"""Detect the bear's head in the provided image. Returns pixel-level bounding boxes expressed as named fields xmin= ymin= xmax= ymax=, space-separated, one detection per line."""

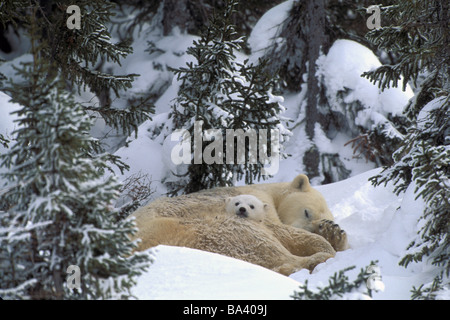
xmin=277 ymin=174 xmax=334 ymax=231
xmin=225 ymin=194 xmax=268 ymax=222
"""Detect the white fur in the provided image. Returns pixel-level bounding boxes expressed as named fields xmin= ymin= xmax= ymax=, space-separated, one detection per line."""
xmin=225 ymin=195 xmax=268 ymax=222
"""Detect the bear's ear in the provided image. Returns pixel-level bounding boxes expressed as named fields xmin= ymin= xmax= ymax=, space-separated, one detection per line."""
xmin=263 ymin=203 xmax=269 ymax=211
xmin=291 ymin=174 xmax=311 ymax=191
xmin=225 ymin=197 xmax=231 ymax=204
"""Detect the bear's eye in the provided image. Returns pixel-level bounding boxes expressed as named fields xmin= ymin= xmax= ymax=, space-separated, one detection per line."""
xmin=235 ymin=202 xmax=240 ymax=206
xmin=250 ymin=205 xmax=254 ymax=209
xmin=304 ymin=209 xmax=310 ymax=219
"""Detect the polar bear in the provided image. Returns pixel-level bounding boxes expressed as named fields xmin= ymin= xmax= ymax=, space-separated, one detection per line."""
xmin=131 ymin=215 xmax=336 ymax=275
xmin=225 ymin=194 xmax=268 ymax=222
xmin=129 ymin=174 xmax=348 ymax=275
xmin=132 ymin=174 xmax=348 ymax=252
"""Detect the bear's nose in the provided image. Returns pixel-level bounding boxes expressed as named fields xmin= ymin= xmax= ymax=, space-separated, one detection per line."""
xmin=237 ymin=207 xmax=248 ymax=218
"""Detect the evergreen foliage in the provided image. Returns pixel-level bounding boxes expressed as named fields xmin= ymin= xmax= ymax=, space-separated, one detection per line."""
xmin=0 ymin=133 xmax=8 ymax=149
xmin=363 ymin=1 xmax=448 ymax=93
xmin=411 ymin=275 xmax=449 ymax=300
xmin=260 ymin=0 xmax=396 ymax=92
xmin=0 ymin=6 xmax=150 ymax=300
xmin=111 ymin=0 xmax=285 ymax=49
xmin=250 ymin=0 xmax=404 ymax=184
xmin=0 ymin=0 xmax=153 ymax=138
xmin=292 ymin=261 xmax=382 ymax=300
xmin=167 ymin=0 xmax=290 ymax=195
xmin=365 ymin=0 xmax=449 ymax=298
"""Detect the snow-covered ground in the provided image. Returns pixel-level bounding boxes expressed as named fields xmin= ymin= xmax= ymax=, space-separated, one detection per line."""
xmin=3 ymin=88 xmax=437 ymax=299
xmin=132 ymin=245 xmax=301 ymax=300
xmin=106 ymin=8 xmax=426 ymax=300
xmin=132 ymin=169 xmax=445 ymax=300
xmin=1 ymin=1 xmax=446 ymax=300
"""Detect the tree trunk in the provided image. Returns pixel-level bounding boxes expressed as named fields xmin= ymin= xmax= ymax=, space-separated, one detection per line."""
xmin=305 ymin=0 xmax=326 ymax=140
xmin=303 ymin=0 xmax=328 ymax=179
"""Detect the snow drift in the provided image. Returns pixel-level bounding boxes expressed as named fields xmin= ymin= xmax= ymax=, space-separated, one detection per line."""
xmin=132 ymin=169 xmax=446 ymax=300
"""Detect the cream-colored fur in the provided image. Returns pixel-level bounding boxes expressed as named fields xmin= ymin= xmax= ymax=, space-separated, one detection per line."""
xmin=225 ymin=194 xmax=268 ymax=222
xmin=130 ymin=174 xmax=348 ymax=275
xmin=133 ymin=215 xmax=335 ymax=276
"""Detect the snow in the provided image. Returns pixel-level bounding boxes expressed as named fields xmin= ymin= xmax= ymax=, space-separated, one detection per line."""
xmin=1 ymin=2 xmax=446 ymax=300
xmin=132 ymin=245 xmax=300 ymax=300
xmin=0 ymin=92 xmax=20 ymax=144
xmin=247 ymin=0 xmax=294 ymax=64
xmin=417 ymin=96 xmax=447 ymax=126
xmin=131 ymin=169 xmax=442 ymax=300
xmin=117 ymin=24 xmax=435 ymax=299
xmin=317 ymin=39 xmax=414 ymax=125
xmin=113 ymin=120 xmax=166 ymax=181
xmin=291 ymin=169 xmax=430 ymax=300
xmin=0 ymin=26 xmax=31 ymax=61
xmin=0 ymin=92 xmax=22 ymax=187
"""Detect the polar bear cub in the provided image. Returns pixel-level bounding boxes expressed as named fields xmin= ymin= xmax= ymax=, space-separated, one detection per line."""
xmin=225 ymin=194 xmax=268 ymax=222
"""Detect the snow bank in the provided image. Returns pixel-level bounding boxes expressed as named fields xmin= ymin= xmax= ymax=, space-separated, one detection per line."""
xmin=317 ymin=39 xmax=414 ymax=125
xmin=112 ymin=117 xmax=168 ymax=196
xmin=267 ymin=39 xmax=415 ymax=184
xmin=117 ymin=33 xmax=432 ymax=299
xmin=112 ymin=27 xmax=198 ymax=102
xmin=247 ymin=0 xmax=293 ymax=64
xmin=132 ymin=245 xmax=301 ymax=300
xmin=0 ymin=92 xmax=22 ymax=186
xmin=0 ymin=4 xmax=440 ymax=300
xmin=291 ymin=169 xmax=438 ymax=300
xmin=0 ymin=92 xmax=20 ymax=143
xmin=131 ymin=169 xmax=438 ymax=300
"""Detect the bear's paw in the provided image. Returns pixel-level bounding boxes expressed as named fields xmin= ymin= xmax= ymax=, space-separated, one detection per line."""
xmin=314 ymin=219 xmax=348 ymax=252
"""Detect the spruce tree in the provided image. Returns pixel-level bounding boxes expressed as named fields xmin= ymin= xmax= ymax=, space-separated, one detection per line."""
xmin=364 ymin=0 xmax=449 ymax=298
xmin=167 ymin=0 xmax=290 ymax=195
xmin=0 ymin=0 xmax=153 ymax=140
xmin=0 ymin=12 xmax=150 ymax=299
xmin=292 ymin=261 xmax=383 ymax=300
xmin=252 ymin=0 xmax=403 ymax=184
